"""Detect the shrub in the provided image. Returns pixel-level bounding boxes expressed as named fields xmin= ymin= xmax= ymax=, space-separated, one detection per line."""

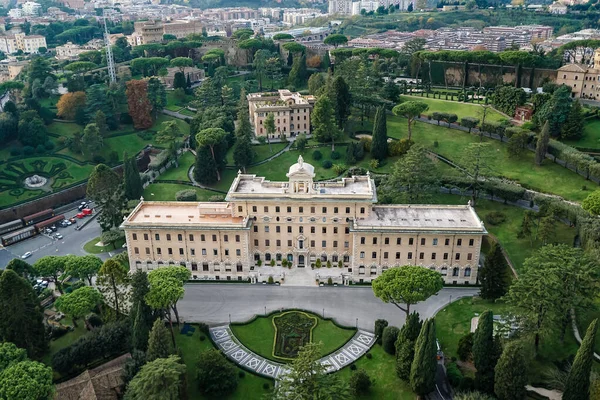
xmin=349 ymin=369 xmax=372 ymax=396
xmin=433 ymin=140 xmax=439 ymax=148
xmin=327 ymin=277 xmax=333 ymax=285
xmin=359 ymin=137 xmax=372 ymax=152
xmin=48 ymin=324 xmax=69 ymax=340
xmin=350 ymin=364 xmax=357 ymax=371
xmin=198 ymin=323 xmax=209 ymax=335
xmin=92 ymin=155 xmax=105 ymax=163
xmin=199 ymin=335 xmax=206 ymax=341
xmin=382 ymin=325 xmax=400 ymax=355
xmin=9 ymin=147 xmax=22 ymax=156
xmin=23 ymin=146 xmax=35 ymax=155
xmin=137 ymin=131 xmax=153 ymax=140
xmin=322 ymin=160 xmax=332 ymax=169
xmin=485 ymin=211 xmax=506 ymax=226
xmin=369 ymin=159 xmax=379 ymax=170
xmin=331 ymin=150 xmax=340 ymax=160
xmin=312 ymin=150 xmax=322 ymax=160
xmin=446 ymin=362 xmax=463 ymax=387
xmin=176 ymin=189 xmax=197 ymax=201
xmin=44 ymin=140 xmax=55 ymax=150
xmin=238 ymin=371 xmax=245 ymax=378
xmin=457 ymin=332 xmax=473 ymax=361
xmin=374 ymin=319 xmax=388 ymax=344
xmin=332 ymin=164 xmax=346 ymax=175
xmin=458 ymin=377 xmax=475 ymax=392
xmin=388 ymin=138 xmax=413 ymax=156
xmin=263 ymin=383 xmax=270 ymax=390
xmin=268 ymin=276 xmax=274 ymax=284
xmin=366 ymin=353 xmax=372 ymax=359
xmin=36 ymin=144 xmax=46 ymax=154
xmin=85 ymin=313 xmax=103 ymax=329
xmin=120 ymin=113 xmax=133 ymax=124
xmin=196 ymin=349 xmax=238 ymax=396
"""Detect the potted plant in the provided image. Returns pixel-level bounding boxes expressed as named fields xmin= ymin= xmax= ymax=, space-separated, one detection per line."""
xmin=281 ymin=259 xmax=288 ymax=268
xmin=326 ymin=261 xmax=332 ymax=268
xmin=315 ymin=259 xmax=322 ymax=269
xmin=270 ymin=259 xmax=275 ymax=267
xmin=257 ymin=259 xmax=262 ymax=267
xmin=338 ymin=260 xmax=343 ymax=268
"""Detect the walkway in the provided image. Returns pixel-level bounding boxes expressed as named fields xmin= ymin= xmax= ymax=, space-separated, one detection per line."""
xmin=209 ymin=324 xmax=376 ymax=379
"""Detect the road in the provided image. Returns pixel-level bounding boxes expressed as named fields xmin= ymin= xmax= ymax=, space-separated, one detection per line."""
xmin=178 ymin=284 xmax=478 ymax=330
xmin=0 ymin=217 xmax=108 ymax=268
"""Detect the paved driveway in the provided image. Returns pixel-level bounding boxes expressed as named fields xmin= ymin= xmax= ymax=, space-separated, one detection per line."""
xmin=179 ymin=284 xmax=478 ymax=330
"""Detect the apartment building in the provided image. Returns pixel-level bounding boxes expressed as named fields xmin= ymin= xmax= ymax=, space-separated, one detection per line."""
xmin=556 ymin=63 xmax=600 ymax=100
xmin=0 ymin=33 xmax=46 ymax=54
xmin=122 ymin=157 xmax=486 ymax=285
xmin=247 ymin=90 xmax=315 ymax=139
xmin=328 ymin=0 xmax=353 ymax=15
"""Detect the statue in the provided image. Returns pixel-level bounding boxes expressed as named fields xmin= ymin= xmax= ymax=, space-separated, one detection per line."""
xmin=298 ymin=155 xmax=304 ymax=168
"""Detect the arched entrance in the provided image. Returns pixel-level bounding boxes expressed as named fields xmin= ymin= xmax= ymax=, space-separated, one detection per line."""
xmin=298 ymin=255 xmax=305 ymax=267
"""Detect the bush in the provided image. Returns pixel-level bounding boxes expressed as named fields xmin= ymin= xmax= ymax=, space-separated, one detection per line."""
xmin=331 ymin=151 xmax=340 ymax=160
xmin=176 ymin=189 xmax=197 ymax=201
xmin=263 ymin=383 xmax=270 ymax=390
xmin=457 ymin=332 xmax=474 ymax=361
xmin=137 ymin=131 xmax=153 ymax=140
xmin=458 ymin=377 xmax=475 ymax=392
xmin=92 ymin=155 xmax=105 ymax=163
xmin=9 ymin=147 xmax=22 ymax=156
xmin=120 ymin=112 xmax=133 ymax=124
xmin=359 ymin=137 xmax=372 ymax=152
xmin=36 ymin=144 xmax=46 ymax=154
xmin=312 ymin=150 xmax=322 ymax=160
xmin=238 ymin=371 xmax=245 ymax=378
xmin=350 ymin=364 xmax=357 ymax=371
xmin=196 ymin=349 xmax=238 ymax=396
xmin=327 ymin=277 xmax=333 ymax=285
xmin=268 ymin=276 xmax=274 ymax=284
xmin=485 ymin=211 xmax=506 ymax=226
xmin=382 ymin=326 xmax=400 ymax=355
xmin=349 ymin=369 xmax=372 ymax=396
xmin=332 ymin=164 xmax=346 ymax=175
xmin=85 ymin=313 xmax=103 ymax=329
xmin=44 ymin=140 xmax=55 ymax=150
xmin=446 ymin=362 xmax=463 ymax=387
xmin=374 ymin=319 xmax=388 ymax=344
xmin=23 ymin=146 xmax=35 ymax=155
xmin=369 ymin=159 xmax=379 ymax=170
xmin=199 ymin=335 xmax=206 ymax=341
xmin=388 ymin=138 xmax=413 ymax=156
xmin=322 ymin=160 xmax=332 ymax=169
xmin=434 ymin=140 xmax=439 ymax=148
xmin=366 ymin=353 xmax=372 ymax=359
xmin=48 ymin=324 xmax=69 ymax=340
xmin=198 ymin=323 xmax=209 ymax=335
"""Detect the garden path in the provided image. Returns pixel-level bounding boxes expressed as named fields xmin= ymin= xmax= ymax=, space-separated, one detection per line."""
xmin=209 ymin=325 xmax=376 ymax=379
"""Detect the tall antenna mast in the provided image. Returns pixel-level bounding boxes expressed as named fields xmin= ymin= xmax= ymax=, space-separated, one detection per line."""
xmin=103 ymin=9 xmax=116 ymax=84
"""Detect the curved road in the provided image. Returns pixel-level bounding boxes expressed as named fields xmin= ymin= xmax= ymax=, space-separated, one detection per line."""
xmin=178 ymin=284 xmax=477 ymax=330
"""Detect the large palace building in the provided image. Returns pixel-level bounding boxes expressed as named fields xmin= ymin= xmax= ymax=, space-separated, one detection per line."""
xmin=122 ymin=157 xmax=487 ymax=285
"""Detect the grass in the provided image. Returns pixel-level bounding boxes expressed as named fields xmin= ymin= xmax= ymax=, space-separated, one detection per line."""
xmin=156 ymin=151 xmax=195 ymax=181
xmin=230 ymin=311 xmax=356 ymax=362
xmin=225 ymin=142 xmax=288 ymax=166
xmin=563 ymin=118 xmax=600 ymax=150
xmin=381 ymin=115 xmax=593 ymax=202
xmin=143 ymin=183 xmax=221 ymax=202
xmin=176 ymin=325 xmax=273 ymax=400
xmin=47 ymin=121 xmax=83 ymax=137
xmin=337 ymin=345 xmax=414 ymax=400
xmin=429 ymin=194 xmax=576 ymax=273
xmin=83 ymin=236 xmax=126 ymax=254
xmin=248 ymin=149 xmax=341 ymax=182
xmin=399 ymin=95 xmax=508 ymax=123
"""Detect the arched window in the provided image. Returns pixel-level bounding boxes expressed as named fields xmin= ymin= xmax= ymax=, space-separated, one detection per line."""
xmin=265 ymin=253 xmax=271 ymax=261
xmin=464 ymin=267 xmax=472 ymax=277
xmin=441 ymin=267 xmax=448 ymax=276
xmin=453 ymin=267 xmax=459 ymax=277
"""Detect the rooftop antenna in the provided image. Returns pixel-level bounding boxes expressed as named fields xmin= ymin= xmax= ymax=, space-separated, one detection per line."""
xmin=102 ymin=9 xmax=116 ymax=84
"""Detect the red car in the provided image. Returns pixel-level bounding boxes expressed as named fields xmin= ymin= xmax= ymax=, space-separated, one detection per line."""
xmin=76 ymin=212 xmax=85 ymax=219
xmin=82 ymin=208 xmax=93 ymax=216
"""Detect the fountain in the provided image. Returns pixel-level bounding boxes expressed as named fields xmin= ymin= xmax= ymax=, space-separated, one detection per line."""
xmin=24 ymin=174 xmax=48 ymax=188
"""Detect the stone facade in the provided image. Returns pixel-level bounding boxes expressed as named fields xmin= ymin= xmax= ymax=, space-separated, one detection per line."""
xmin=122 ymin=157 xmax=486 ymax=285
xmin=248 ymin=90 xmax=315 ymax=139
xmin=556 ymin=62 xmax=600 ymax=100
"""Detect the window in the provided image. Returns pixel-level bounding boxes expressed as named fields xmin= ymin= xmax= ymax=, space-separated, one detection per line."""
xmin=252 ymin=206 xmax=257 ymax=212
xmin=469 ymin=239 xmax=474 ymax=246
xmin=203 ymin=263 xmax=209 ymax=271
xmin=213 ymin=249 xmax=218 ymax=256
xmin=372 ymin=251 xmax=377 ymax=259
xmin=134 ymin=247 xmax=139 ymax=254
xmin=166 ymin=234 xmax=172 ymax=241
xmin=276 ymin=240 xmax=281 ymax=246
xmin=345 ymin=228 xmax=350 ymax=234
xmin=275 ymin=226 xmax=280 ymax=233
xmin=238 ymin=206 xmax=243 ymax=212
xmin=133 ymin=233 xmax=137 ymax=240
xmin=237 ymin=264 xmax=243 ymax=272
xmin=360 ymin=237 xmax=365 ymax=244
xmin=211 ymin=235 xmax=216 ymax=242
xmin=276 ymin=206 xmax=280 ymax=213
xmin=288 ymin=226 xmax=292 ymax=233
xmin=322 ymin=240 xmax=326 ymax=247
xmin=419 ymin=252 xmax=424 ymax=260
xmin=421 ymin=238 xmax=426 ymax=246
xmin=191 ymin=249 xmax=195 ymax=256
xmin=384 ymin=238 xmax=389 ymax=245
xmin=334 ymin=227 xmax=338 ymax=234
xmin=346 ymin=207 xmax=350 ymax=214
xmin=396 ymin=252 xmax=400 ymax=259
xmin=343 ymin=255 xmax=350 ymax=262
xmin=455 ymin=253 xmax=461 ymax=260
xmin=224 ymin=235 xmax=228 ymax=242
xmin=299 ymin=207 xmax=303 ymax=213
xmin=465 ymin=267 xmax=471 ymax=277
xmin=146 ymin=247 xmax=150 ymax=255
xmin=179 ymin=248 xmax=184 ymax=255
xmin=157 ymin=248 xmax=162 ymax=255
xmin=192 ymin=263 xmax=198 ymax=271
xmin=155 ymin=234 xmax=160 ymax=241
xmin=433 ymin=238 xmax=438 ymax=245
xmin=201 ymin=234 xmax=205 ymax=241
xmin=178 ymin=234 xmax=182 ymax=241
xmin=265 ymin=253 xmax=271 ymax=261
xmin=333 ymin=241 xmax=338 ymax=247
xmin=322 ymin=207 xmax=327 ymax=213
xmin=360 ymin=251 xmax=365 ymax=259
xmin=143 ymin=233 xmax=148 ymax=240
xmin=445 ymin=238 xmax=450 ymax=246
xmin=299 ymin=226 xmax=304 ymax=234
xmin=189 ymin=234 xmax=194 ymax=242
xmin=311 ymin=240 xmax=315 ymax=247
xmin=224 ymin=249 xmax=229 ymax=256
xmin=467 ymin=253 xmax=473 ymax=261
xmin=311 ymin=227 xmax=315 ymax=233
xmin=287 ymin=206 xmax=291 ymax=212
xmin=457 ymin=239 xmax=462 ymax=246
xmin=253 ymin=226 xmax=258 ymax=233
xmin=396 ymin=238 xmax=401 ymax=245
xmin=322 ymin=227 xmax=327 ymax=234
xmin=384 ymin=252 xmax=388 ymax=259
xmin=373 ymin=237 xmax=377 ymax=245
xmin=432 ymin=253 xmax=436 ymax=260
xmin=265 ymin=240 xmax=270 ymax=246
xmin=443 ymin=253 xmax=449 ymax=260
xmin=202 ymin=249 xmax=207 ymax=255
xmin=408 ymin=252 xmax=413 ymax=260
xmin=452 ymin=267 xmax=459 ymax=277
xmin=360 ymin=207 xmax=365 ymax=214
xmin=265 ymin=226 xmax=269 ymax=233
xmin=254 ymin=239 xmax=258 ymax=246
xmin=409 ymin=238 xmax=414 ymax=245
xmin=311 ymin=207 xmax=315 ymax=213
xmin=264 ymin=206 xmax=268 ymax=213
xmin=235 ymin=235 xmax=240 ymax=242
xmin=334 ymin=207 xmax=338 ymax=213
xmin=288 ymin=240 xmax=293 ymax=247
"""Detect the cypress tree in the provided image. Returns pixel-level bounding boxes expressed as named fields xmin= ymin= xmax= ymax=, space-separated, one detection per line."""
xmin=563 ymin=319 xmax=598 ymax=400
xmin=535 ymin=121 xmax=550 ymax=166
xmin=321 ymin=51 xmax=331 ymax=70
xmin=186 ymin=73 xmax=192 ymax=88
xmin=371 ymin=106 xmax=388 ymax=162
xmin=410 ymin=318 xmax=437 ymax=396
xmin=328 ymin=76 xmax=352 ymax=129
xmin=561 ymin=100 xmax=583 ymax=140
xmin=123 ymin=152 xmax=143 ymax=200
xmin=473 ymin=310 xmax=497 ymax=394
xmin=173 ymin=72 xmax=186 ymax=90
xmin=132 ymin=304 xmax=152 ymax=352
xmin=130 ymin=270 xmax=153 ymax=352
xmin=396 ymin=312 xmax=422 ymax=380
xmin=288 ymin=54 xmax=307 ymax=89
xmin=146 ymin=318 xmax=174 ymax=362
xmin=233 ymin=134 xmax=254 ymax=173
xmin=479 ymin=242 xmax=509 ymax=300
xmin=494 ymin=341 xmax=528 ymax=400
xmin=193 ymin=145 xmax=218 ymax=185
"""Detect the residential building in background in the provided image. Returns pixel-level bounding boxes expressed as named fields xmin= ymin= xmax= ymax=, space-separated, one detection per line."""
xmin=122 ymin=158 xmax=486 ymax=285
xmin=248 ymin=90 xmax=315 ymax=139
xmin=556 ymin=63 xmax=600 ymax=100
xmin=328 ymin=0 xmax=353 ymax=15
xmin=0 ymin=33 xmax=47 ymax=54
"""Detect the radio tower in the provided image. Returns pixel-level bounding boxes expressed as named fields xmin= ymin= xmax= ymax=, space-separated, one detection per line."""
xmin=103 ymin=9 xmax=116 ymax=84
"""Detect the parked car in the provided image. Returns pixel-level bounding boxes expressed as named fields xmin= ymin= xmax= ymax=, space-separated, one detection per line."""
xmin=44 ymin=228 xmax=53 ymax=234
xmin=21 ymin=252 xmax=32 ymax=259
xmin=33 ymin=279 xmax=49 ymax=291
xmin=50 ymin=225 xmax=57 ymax=232
xmin=69 ymin=218 xmax=76 ymax=223
xmin=82 ymin=208 xmax=93 ymax=216
xmin=55 ymin=233 xmax=63 ymax=240
xmin=78 ymin=201 xmax=88 ymax=211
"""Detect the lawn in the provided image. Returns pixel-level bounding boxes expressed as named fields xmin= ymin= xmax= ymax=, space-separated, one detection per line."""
xmin=563 ymin=118 xmax=600 ymax=150
xmin=337 ymin=344 xmax=414 ymax=400
xmin=176 ymin=325 xmax=273 ymax=400
xmin=225 ymin=142 xmax=288 ymax=166
xmin=399 ymin=95 xmax=508 ymax=123
xmin=383 ymin=115 xmax=593 ymax=202
xmin=156 ymin=151 xmax=195 ymax=181
xmin=166 ymin=90 xmax=194 ymax=111
xmin=248 ymin=149 xmax=341 ymax=182
xmin=230 ymin=311 xmax=356 ymax=362
xmin=83 ymin=236 xmax=126 ymax=254
xmin=142 ymin=183 xmax=221 ymax=202
xmin=429 ymin=194 xmax=576 ymax=273
xmin=47 ymin=121 xmax=83 ymax=137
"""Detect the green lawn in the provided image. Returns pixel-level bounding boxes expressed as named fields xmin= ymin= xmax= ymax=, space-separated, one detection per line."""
xmin=399 ymin=95 xmax=508 ymax=123
xmin=563 ymin=118 xmax=600 ymax=150
xmin=383 ymin=116 xmax=593 ymax=202
xmin=156 ymin=151 xmax=195 ymax=181
xmin=204 ymin=168 xmax=239 ymax=193
xmin=230 ymin=311 xmax=356 ymax=362
xmin=176 ymin=325 xmax=274 ymax=400
xmin=337 ymin=345 xmax=414 ymax=400
xmin=143 ymin=183 xmax=221 ymax=202
xmin=47 ymin=121 xmax=83 ymax=137
xmin=166 ymin=91 xmax=194 ymax=111
xmin=225 ymin=143 xmax=288 ymax=166
xmin=248 ymin=149 xmax=341 ymax=182
xmin=83 ymin=236 xmax=126 ymax=254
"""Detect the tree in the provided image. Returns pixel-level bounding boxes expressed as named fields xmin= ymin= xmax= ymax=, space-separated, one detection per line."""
xmin=33 ymin=256 xmax=67 ymax=293
xmin=55 ymin=286 xmax=102 ymax=328
xmin=85 ymin=84 xmax=112 ymax=124
xmin=124 ymin=355 xmax=185 ymax=400
xmin=494 ymin=341 xmax=528 ymax=400
xmin=410 ymin=318 xmax=437 ymax=396
xmin=457 ymin=333 xmax=474 ymax=362
xmin=18 ymin=112 xmax=47 ymax=147
xmin=0 ymin=360 xmax=54 ymax=400
xmin=148 ymin=267 xmax=189 ymax=325
xmin=382 ymin=325 xmax=400 ymax=355
xmin=384 ymin=145 xmax=437 ymax=203
xmin=371 ymin=106 xmax=388 ymax=162
xmin=288 ymin=54 xmax=307 ymax=89
xmin=193 ymin=146 xmax=219 ymax=185
xmin=56 ymin=91 xmax=86 ymax=120
xmin=82 ymin=123 xmax=103 ymax=158
xmin=459 ymin=142 xmax=493 ymax=205
xmin=324 ymin=34 xmax=348 ymax=48
xmin=535 ymin=86 xmax=571 ymax=137
xmin=328 ymin=76 xmax=352 ymax=129
xmin=155 ymin=120 xmax=182 ymax=144
xmin=0 ymin=342 xmax=27 ymax=370
xmin=312 ymin=96 xmax=341 ymax=151
xmin=582 ymin=190 xmax=600 ymax=216
xmin=196 ymin=349 xmax=238 ymax=396
xmin=349 ymin=369 xmax=372 ymax=396
xmin=561 ymin=100 xmax=583 ymax=140
xmin=472 ymin=310 xmax=498 ymax=394
xmin=173 ymin=72 xmax=186 ymax=90
xmin=372 ymin=266 xmax=443 ymax=317
xmin=273 ymin=33 xmax=293 ymax=40
xmin=93 ymin=110 xmax=108 ymax=137
xmin=87 ymin=164 xmax=125 ymax=230
xmin=383 ymin=79 xmax=400 ymax=103
xmin=147 ymin=77 xmax=167 ymax=119
xmin=65 ymin=255 xmax=102 ymax=286
xmin=170 ymin=57 xmax=193 ymax=74
xmin=296 ymin=134 xmax=308 ymax=153
xmin=507 ymin=131 xmax=528 ymax=157
xmin=196 ymin=128 xmax=227 ymax=181
xmin=233 ymin=133 xmax=254 ymax=173
xmin=535 ymin=121 xmax=550 ymax=166
xmin=253 ymin=49 xmax=270 ymax=91
xmin=392 ymin=101 xmax=428 ymax=141
xmin=6 ymin=258 xmax=36 ymax=281
xmin=97 ymin=258 xmax=129 ymax=319
xmin=126 ymin=80 xmax=153 ymax=129
xmin=0 ymin=270 xmax=47 ymax=358
xmin=395 ymin=312 xmax=422 ymax=380
xmin=461 ymin=117 xmax=479 ymax=133
xmin=479 ymin=243 xmax=509 ymax=300
xmin=145 ymin=276 xmax=184 ymax=347
xmin=146 ymin=319 xmax=174 ymax=362
xmin=374 ymin=319 xmax=388 ymax=344
xmin=308 ymin=73 xmax=326 ymax=95
xmin=563 ymin=319 xmax=598 ymax=400
xmin=130 ymin=270 xmax=153 ymax=351
xmin=264 ymin=112 xmax=275 ymax=152
xmin=124 ymin=153 xmax=143 ymax=200
xmin=273 ymin=342 xmax=350 ymax=400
